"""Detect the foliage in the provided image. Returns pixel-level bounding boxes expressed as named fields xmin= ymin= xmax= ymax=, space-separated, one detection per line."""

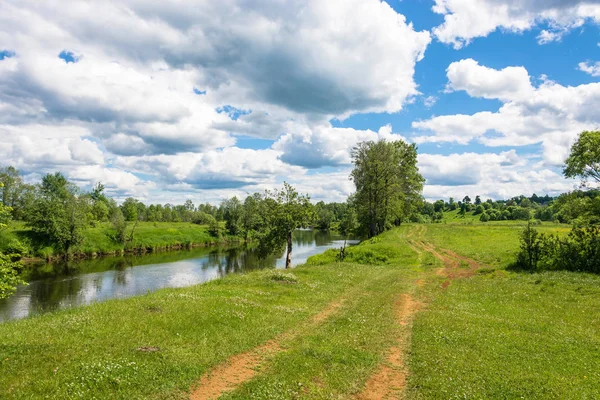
xmin=0 ymin=253 xmax=25 ymax=299
xmin=193 ymin=211 xmax=216 ymax=225
xmin=515 ymin=224 xmax=600 ymax=273
xmin=515 ymin=222 xmax=545 ymax=270
xmin=564 ymin=130 xmax=600 ymax=185
xmin=223 ymin=196 xmax=243 ymax=236
xmin=26 ymin=173 xmax=89 ymax=254
xmin=256 ymin=182 xmax=314 ymax=268
xmin=339 ymin=207 xmax=359 ymax=236
xmin=240 ymin=194 xmax=263 ymax=239
xmin=350 ymin=139 xmax=424 ymax=237
xmin=0 ymin=184 xmax=12 ymax=230
xmin=121 ymin=197 xmax=139 ymax=222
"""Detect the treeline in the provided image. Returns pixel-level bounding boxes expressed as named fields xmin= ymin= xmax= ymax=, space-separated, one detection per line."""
xmin=418 ymin=190 xmax=600 ymax=225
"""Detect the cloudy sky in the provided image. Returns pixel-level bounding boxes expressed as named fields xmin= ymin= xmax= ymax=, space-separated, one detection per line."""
xmin=1 ymin=0 xmax=599 ymax=204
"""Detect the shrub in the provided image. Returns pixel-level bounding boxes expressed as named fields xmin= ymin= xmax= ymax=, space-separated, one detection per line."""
xmin=515 ymin=224 xmax=600 ymax=273
xmin=515 ymin=222 xmax=545 ymax=270
xmin=0 ymin=253 xmax=25 ymax=299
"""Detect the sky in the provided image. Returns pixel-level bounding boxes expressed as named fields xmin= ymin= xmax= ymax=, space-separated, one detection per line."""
xmin=1 ymin=0 xmax=599 ymax=205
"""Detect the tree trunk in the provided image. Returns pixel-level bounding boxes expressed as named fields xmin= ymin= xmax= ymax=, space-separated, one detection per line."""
xmin=285 ymin=230 xmax=293 ymax=269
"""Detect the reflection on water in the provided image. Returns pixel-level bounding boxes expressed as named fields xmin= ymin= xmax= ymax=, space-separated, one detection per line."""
xmin=0 ymin=230 xmax=357 ymax=322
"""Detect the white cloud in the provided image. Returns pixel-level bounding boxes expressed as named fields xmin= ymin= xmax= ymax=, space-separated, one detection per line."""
xmin=419 ymin=151 xmax=576 ymax=201
xmin=0 ymin=0 xmax=431 ymax=202
xmin=423 ymin=96 xmax=438 ymax=108
xmin=112 ymin=148 xmax=305 ymax=191
xmin=273 ymin=124 xmax=405 ymax=169
xmin=432 ymin=0 xmax=600 ymax=48
xmin=579 ymin=61 xmax=600 ymax=77
xmin=414 ymin=59 xmax=600 ymax=166
xmin=446 ymin=59 xmax=533 ymax=101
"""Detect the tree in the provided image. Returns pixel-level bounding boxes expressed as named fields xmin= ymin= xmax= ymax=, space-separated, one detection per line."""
xmin=433 ymin=200 xmax=445 ymax=212
xmin=240 ymin=194 xmax=263 ymax=240
xmin=223 ymin=196 xmax=243 ymax=236
xmin=463 ymin=195 xmax=471 ymax=205
xmin=475 ymin=195 xmax=481 ymax=206
xmin=339 ymin=207 xmax=358 ymax=236
xmin=564 ymin=130 xmax=600 ymax=185
xmin=121 ymin=198 xmax=139 ymax=221
xmin=0 ymin=183 xmax=11 ymax=230
xmin=351 ymin=139 xmax=424 ymax=238
xmin=447 ymin=197 xmax=457 ymax=211
xmin=0 ymin=167 xmax=26 ymax=215
xmin=257 ymin=182 xmax=314 ymax=269
xmin=315 ymin=201 xmax=334 ymax=231
xmin=27 ymin=173 xmax=89 ymax=254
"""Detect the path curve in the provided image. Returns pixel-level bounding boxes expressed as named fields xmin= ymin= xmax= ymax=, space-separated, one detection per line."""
xmin=189 ymin=298 xmax=346 ymax=400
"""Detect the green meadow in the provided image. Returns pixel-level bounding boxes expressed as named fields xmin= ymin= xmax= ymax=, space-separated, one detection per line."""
xmin=1 ymin=221 xmax=599 ymax=399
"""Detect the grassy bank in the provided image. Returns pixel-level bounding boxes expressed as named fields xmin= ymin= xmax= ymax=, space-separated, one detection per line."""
xmin=0 ymin=221 xmax=239 ymax=260
xmin=407 ymin=222 xmax=600 ymax=399
xmin=1 ymin=222 xmax=599 ymax=399
xmin=0 ymin=228 xmax=424 ymax=399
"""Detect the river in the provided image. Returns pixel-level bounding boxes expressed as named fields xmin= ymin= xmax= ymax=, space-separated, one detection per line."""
xmin=0 ymin=230 xmax=357 ymax=322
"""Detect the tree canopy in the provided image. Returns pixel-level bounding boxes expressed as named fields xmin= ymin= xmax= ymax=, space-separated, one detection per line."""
xmin=564 ymin=130 xmax=600 ymax=185
xmin=351 ymin=139 xmax=424 ymax=238
xmin=256 ymin=182 xmax=314 ymax=268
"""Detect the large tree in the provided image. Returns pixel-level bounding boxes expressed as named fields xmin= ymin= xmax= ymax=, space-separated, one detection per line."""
xmin=257 ymin=182 xmax=314 ymax=269
xmin=350 ymin=139 xmax=424 ymax=238
xmin=27 ymin=173 xmax=89 ymax=254
xmin=564 ymin=130 xmax=600 ymax=185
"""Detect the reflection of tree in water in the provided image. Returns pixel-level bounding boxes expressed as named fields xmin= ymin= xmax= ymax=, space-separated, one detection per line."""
xmin=113 ymin=270 xmax=128 ymax=286
xmin=293 ymin=230 xmax=316 ymax=246
xmin=198 ymin=246 xmax=280 ymax=277
xmin=28 ymin=275 xmax=84 ymax=312
xmin=2 ymin=229 xmax=351 ymax=321
xmin=112 ymin=257 xmax=134 ymax=271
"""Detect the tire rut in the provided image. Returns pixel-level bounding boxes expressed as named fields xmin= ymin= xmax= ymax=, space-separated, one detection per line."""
xmin=189 ymin=298 xmax=346 ymax=400
xmin=355 ymin=294 xmax=419 ymax=400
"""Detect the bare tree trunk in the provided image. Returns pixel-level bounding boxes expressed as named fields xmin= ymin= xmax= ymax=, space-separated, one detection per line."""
xmin=285 ymin=230 xmax=293 ymax=269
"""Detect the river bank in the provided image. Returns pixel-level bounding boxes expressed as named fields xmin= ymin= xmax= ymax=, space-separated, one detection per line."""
xmin=1 ymin=221 xmax=244 ymax=262
xmin=3 ymin=224 xmax=597 ymax=398
xmin=0 ymin=230 xmax=355 ymax=322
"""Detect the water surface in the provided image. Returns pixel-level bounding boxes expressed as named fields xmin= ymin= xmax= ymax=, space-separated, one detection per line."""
xmin=0 ymin=230 xmax=357 ymax=322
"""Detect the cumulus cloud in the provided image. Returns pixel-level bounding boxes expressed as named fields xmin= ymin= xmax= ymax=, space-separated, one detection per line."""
xmin=414 ymin=59 xmax=600 ymax=166
xmin=432 ymin=0 xmax=600 ymax=48
xmin=0 ymin=0 xmax=431 ymax=201
xmin=273 ymin=124 xmax=405 ymax=169
xmin=419 ymin=151 xmax=576 ymax=201
xmin=446 ymin=59 xmax=533 ymax=101
xmin=112 ymin=148 xmax=305 ymax=192
xmin=579 ymin=61 xmax=600 ymax=77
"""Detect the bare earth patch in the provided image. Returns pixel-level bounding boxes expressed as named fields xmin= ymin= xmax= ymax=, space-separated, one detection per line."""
xmin=189 ymin=298 xmax=346 ymax=400
xmin=356 ymin=294 xmax=419 ymax=400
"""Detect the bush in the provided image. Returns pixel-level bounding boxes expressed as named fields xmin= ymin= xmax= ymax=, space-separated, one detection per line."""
xmin=515 ymin=224 xmax=600 ymax=273
xmin=480 ymin=213 xmax=490 ymax=222
xmin=0 ymin=253 xmax=25 ymax=299
xmin=515 ymin=222 xmax=545 ymax=270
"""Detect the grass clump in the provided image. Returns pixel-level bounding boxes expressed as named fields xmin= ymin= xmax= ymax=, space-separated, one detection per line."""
xmin=268 ymin=271 xmax=299 ymax=284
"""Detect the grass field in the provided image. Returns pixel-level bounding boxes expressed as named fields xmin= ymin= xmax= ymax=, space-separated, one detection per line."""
xmin=0 ymin=221 xmax=237 ymax=259
xmin=1 ymin=220 xmax=599 ymax=399
xmin=407 ymin=222 xmax=600 ymax=399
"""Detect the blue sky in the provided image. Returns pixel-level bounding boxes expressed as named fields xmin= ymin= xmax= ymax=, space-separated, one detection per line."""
xmin=0 ymin=0 xmax=599 ymax=204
